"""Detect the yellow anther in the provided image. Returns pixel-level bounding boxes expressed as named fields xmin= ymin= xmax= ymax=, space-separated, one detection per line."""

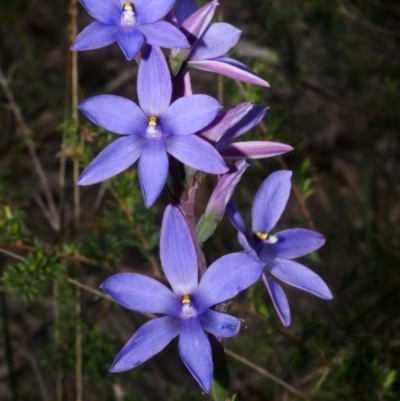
xmin=255 ymin=231 xmax=269 ymax=240
xmin=182 ymin=294 xmax=191 ymax=304
xmin=123 ymin=2 xmax=133 ymax=11
xmin=148 ymin=116 xmax=158 ymax=126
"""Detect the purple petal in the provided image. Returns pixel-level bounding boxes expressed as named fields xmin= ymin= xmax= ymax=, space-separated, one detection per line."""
xmin=79 ymin=95 xmax=147 ymax=135
xmin=79 ymin=0 xmax=120 ymax=25
xmin=161 ymin=95 xmax=220 ymax=136
xmin=164 ymin=135 xmax=228 ymax=174
xmin=190 ymin=23 xmax=241 ymax=61
xmin=175 ymin=0 xmax=199 ymax=26
xmin=110 ymin=316 xmax=181 ymax=372
xmin=135 ymin=0 xmax=176 ymax=25
xmin=180 ymin=0 xmax=218 ymax=40
xmin=218 ymin=105 xmax=268 ymax=145
xmin=137 ymin=21 xmax=189 ymax=49
xmin=189 ymin=57 xmax=270 ymax=87
xmin=78 ymin=136 xmax=145 ymax=185
xmin=70 ymin=22 xmax=118 ymax=51
xmin=204 ymin=160 xmax=248 ymax=219
xmin=217 ymin=141 xmax=294 ymax=159
xmin=194 ymin=252 xmax=263 ymax=313
xmin=172 ymin=69 xmax=193 ymax=100
xmin=100 ymin=273 xmax=181 ymax=316
xmin=237 ymin=231 xmax=257 ymax=258
xmin=200 ymin=309 xmax=240 ymax=338
xmin=116 ymin=27 xmax=144 ymax=60
xmin=267 ymin=258 xmax=333 ymax=299
xmin=179 ymin=318 xmax=212 ymax=392
xmin=261 ymin=229 xmax=325 ymax=260
xmin=201 ymin=102 xmax=254 ymax=142
xmin=262 ymin=274 xmax=291 ymax=327
xmin=226 ymin=200 xmax=248 ymax=237
xmin=160 ymin=205 xmax=198 ymax=296
xmin=252 ymin=170 xmax=292 ymax=234
xmin=138 ymin=139 xmax=168 ymax=208
xmin=138 ymin=45 xmax=172 ymax=116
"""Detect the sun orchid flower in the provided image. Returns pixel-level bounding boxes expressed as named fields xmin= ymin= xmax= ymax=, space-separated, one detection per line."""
xmin=78 ymin=45 xmax=228 ymax=208
xmin=71 ymin=0 xmax=189 ymax=60
xmin=228 ymin=170 xmax=333 ymax=327
xmin=101 ymin=205 xmax=264 ymax=392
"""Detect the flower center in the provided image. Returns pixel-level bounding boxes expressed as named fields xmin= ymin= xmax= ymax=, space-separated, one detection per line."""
xmin=255 ymin=231 xmax=278 ymax=244
xmin=181 ymin=294 xmax=197 ymax=319
xmin=121 ymin=2 xmax=136 ymax=26
xmin=146 ymin=116 xmax=162 ymax=138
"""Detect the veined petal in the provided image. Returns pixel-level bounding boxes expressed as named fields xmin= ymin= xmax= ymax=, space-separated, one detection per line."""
xmin=117 ymin=27 xmax=144 ymax=60
xmin=70 ymin=22 xmax=118 ymax=51
xmin=78 ymin=136 xmax=145 ymax=185
xmin=189 ymin=57 xmax=270 ymax=87
xmin=201 ymin=102 xmax=254 ymax=142
xmin=137 ymin=21 xmax=189 ymax=49
xmin=179 ymin=319 xmax=212 ymax=392
xmin=176 ymin=0 xmax=199 ymax=26
xmin=79 ymin=0 xmax=120 ymax=25
xmin=217 ymin=141 xmax=293 ymax=159
xmin=190 ymin=23 xmax=241 ymax=61
xmin=267 ymin=258 xmax=333 ymax=299
xmin=262 ymin=274 xmax=291 ymax=327
xmin=218 ymin=105 xmax=268 ymax=145
xmin=180 ymin=0 xmax=218 ymax=40
xmin=138 ymin=45 xmax=172 ymax=116
xmin=260 ymin=229 xmax=325 ymax=260
xmin=135 ymin=0 xmax=176 ymax=25
xmin=200 ymin=309 xmax=240 ymax=338
xmin=194 ymin=253 xmax=263 ymax=314
xmin=252 ymin=170 xmax=292 ymax=234
xmin=79 ymin=95 xmax=147 ymax=135
xmin=226 ymin=200 xmax=248 ymax=237
xmin=160 ymin=205 xmax=198 ymax=296
xmin=100 ymin=273 xmax=181 ymax=316
xmin=162 ymin=95 xmax=220 ymax=136
xmin=164 ymin=135 xmax=228 ymax=174
xmin=110 ymin=316 xmax=181 ymax=372
xmin=138 ymin=139 xmax=168 ymax=208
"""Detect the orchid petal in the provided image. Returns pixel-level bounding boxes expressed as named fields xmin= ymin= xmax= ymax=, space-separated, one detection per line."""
xmin=135 ymin=0 xmax=176 ymax=25
xmin=70 ymin=22 xmax=118 ymax=51
xmin=237 ymin=231 xmax=257 ymax=258
xmin=160 ymin=205 xmax=198 ymax=296
xmin=116 ymin=27 xmax=144 ymax=60
xmin=261 ymin=229 xmax=325 ymax=260
xmin=201 ymin=102 xmax=254 ymax=142
xmin=226 ymin=200 xmax=248 ymax=237
xmin=79 ymin=0 xmax=120 ymax=25
xmin=138 ymin=139 xmax=168 ymax=208
xmin=189 ymin=57 xmax=270 ymax=87
xmin=164 ymin=135 xmax=228 ymax=174
xmin=137 ymin=21 xmax=189 ymax=49
xmin=79 ymin=95 xmax=147 ymax=135
xmin=219 ymin=105 xmax=268 ymax=145
xmin=179 ymin=319 xmax=212 ymax=392
xmin=110 ymin=316 xmax=181 ymax=372
xmin=218 ymin=141 xmax=293 ymax=159
xmin=175 ymin=0 xmax=199 ymax=26
xmin=262 ymin=274 xmax=291 ymax=327
xmin=100 ymin=273 xmax=181 ymax=316
xmin=190 ymin=23 xmax=241 ymax=61
xmin=252 ymin=170 xmax=292 ymax=234
xmin=200 ymin=309 xmax=240 ymax=338
xmin=138 ymin=45 xmax=172 ymax=116
xmin=78 ymin=136 xmax=145 ymax=185
xmin=162 ymin=95 xmax=220 ymax=136
xmin=194 ymin=253 xmax=263 ymax=313
xmin=267 ymin=258 xmax=333 ymax=299
xmin=172 ymin=68 xmax=193 ymax=100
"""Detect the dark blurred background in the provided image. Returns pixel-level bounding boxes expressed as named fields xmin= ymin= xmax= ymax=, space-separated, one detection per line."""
xmin=0 ymin=0 xmax=399 ymax=400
